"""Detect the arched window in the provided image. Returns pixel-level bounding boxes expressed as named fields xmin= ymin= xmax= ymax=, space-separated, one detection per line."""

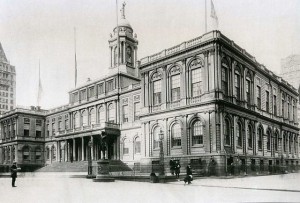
xmin=246 ymin=74 xmax=251 ymax=107
xmin=151 ymin=72 xmax=162 ymax=106
xmin=267 ymin=130 xmax=271 ymax=151
xmin=12 ymin=147 xmax=15 ymax=162
xmin=7 ymin=147 xmax=10 ymax=163
xmin=282 ymin=93 xmax=285 ymax=117
xmin=289 ymin=134 xmax=292 ymax=153
xmin=90 ymin=108 xmax=96 ymax=125
xmin=23 ymin=146 xmax=30 ymax=161
xmin=221 ymin=59 xmax=229 ymax=96
xmin=46 ymin=147 xmax=50 ymax=160
xmin=134 ymin=136 xmax=141 ymax=154
xmin=274 ymin=131 xmax=279 ymax=151
xmin=171 ymin=74 xmax=180 ymax=101
xmin=171 ymin=123 xmax=181 ymax=147
xmin=35 ymin=148 xmax=42 ymax=160
xmin=114 ymin=47 xmax=118 ymax=66
xmin=74 ymin=112 xmax=80 ymax=128
xmin=283 ymin=133 xmax=287 ymax=152
xmin=108 ymin=104 xmax=115 ymax=123
xmin=189 ymin=58 xmax=203 ymax=97
xmin=98 ymin=106 xmax=105 ymax=124
xmin=192 ymin=121 xmax=203 ymax=145
xmin=247 ymin=125 xmax=253 ymax=148
xmin=224 ymin=119 xmax=231 ymax=145
xmin=153 ymin=127 xmax=160 ymax=149
xmin=258 ymin=127 xmax=263 ymax=150
xmin=237 ymin=122 xmax=242 ymax=147
xmin=126 ymin=46 xmax=132 ymax=65
xmin=234 ymin=68 xmax=241 ymax=101
xmin=123 ymin=138 xmax=129 ymax=155
xmin=51 ymin=146 xmax=56 ymax=160
xmin=82 ymin=110 xmax=88 ymax=126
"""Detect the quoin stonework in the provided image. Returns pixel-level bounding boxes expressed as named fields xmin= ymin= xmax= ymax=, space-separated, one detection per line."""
xmin=0 ymin=4 xmax=299 ymax=175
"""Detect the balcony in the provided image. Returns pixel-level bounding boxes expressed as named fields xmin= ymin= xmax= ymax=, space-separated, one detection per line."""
xmin=54 ymin=122 xmax=120 ymax=137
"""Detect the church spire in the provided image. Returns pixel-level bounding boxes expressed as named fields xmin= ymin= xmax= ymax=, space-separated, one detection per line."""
xmin=0 ymin=43 xmax=8 ymax=63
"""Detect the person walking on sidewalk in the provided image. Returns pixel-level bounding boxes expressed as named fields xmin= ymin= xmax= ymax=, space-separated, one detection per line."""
xmin=10 ymin=162 xmax=18 ymax=187
xmin=184 ymin=164 xmax=193 ymax=185
xmin=174 ymin=161 xmax=181 ymax=179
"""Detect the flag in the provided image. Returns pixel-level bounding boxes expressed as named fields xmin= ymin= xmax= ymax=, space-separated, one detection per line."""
xmin=210 ymin=0 xmax=219 ymax=30
xmin=37 ymin=61 xmax=43 ymax=106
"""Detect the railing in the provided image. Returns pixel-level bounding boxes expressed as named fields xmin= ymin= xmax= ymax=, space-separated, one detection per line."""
xmin=152 ymin=105 xmax=161 ymax=112
xmin=190 ymin=96 xmax=201 ymax=104
xmin=105 ymin=122 xmax=120 ymax=129
xmin=169 ymin=100 xmax=181 ymax=108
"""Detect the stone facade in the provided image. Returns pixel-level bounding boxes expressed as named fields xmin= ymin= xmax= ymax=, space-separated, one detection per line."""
xmin=0 ymin=6 xmax=299 ymax=174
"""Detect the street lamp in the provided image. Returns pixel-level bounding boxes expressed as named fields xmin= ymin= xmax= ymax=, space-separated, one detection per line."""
xmin=159 ymin=129 xmax=165 ymax=176
xmin=87 ymin=139 xmax=93 ymax=178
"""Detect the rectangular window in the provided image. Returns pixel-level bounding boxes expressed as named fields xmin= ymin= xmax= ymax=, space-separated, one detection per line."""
xmin=106 ymin=79 xmax=114 ymax=92
xmin=266 ymin=91 xmax=269 ymax=113
xmin=36 ymin=130 xmax=42 ymax=138
xmin=88 ymin=86 xmax=95 ymax=98
xmin=134 ymin=102 xmax=140 ymax=121
xmin=58 ymin=121 xmax=62 ymax=131
xmin=171 ymin=74 xmax=180 ymax=101
xmin=81 ymin=89 xmax=87 ymax=100
xmin=191 ymin=68 xmax=202 ymax=97
xmin=73 ymin=92 xmax=79 ymax=102
xmin=24 ymin=129 xmax=29 ymax=137
xmin=98 ymin=83 xmax=104 ymax=94
xmin=273 ymin=95 xmax=277 ymax=116
xmin=24 ymin=118 xmax=30 ymax=124
xmin=122 ymin=105 xmax=128 ymax=123
xmin=52 ymin=123 xmax=55 ymax=136
xmin=153 ymin=80 xmax=162 ymax=105
xmin=36 ymin=120 xmax=42 ymax=126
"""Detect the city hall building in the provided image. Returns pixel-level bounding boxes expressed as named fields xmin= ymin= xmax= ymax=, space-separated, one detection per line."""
xmin=0 ymin=7 xmax=299 ymax=174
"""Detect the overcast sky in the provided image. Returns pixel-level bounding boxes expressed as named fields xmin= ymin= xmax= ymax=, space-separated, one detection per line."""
xmin=0 ymin=0 xmax=299 ymax=109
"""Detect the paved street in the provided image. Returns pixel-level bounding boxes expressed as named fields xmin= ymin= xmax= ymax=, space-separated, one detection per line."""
xmin=1 ymin=173 xmax=300 ymax=203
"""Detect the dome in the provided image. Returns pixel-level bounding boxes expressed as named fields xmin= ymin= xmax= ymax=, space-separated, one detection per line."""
xmin=118 ymin=18 xmax=132 ymax=29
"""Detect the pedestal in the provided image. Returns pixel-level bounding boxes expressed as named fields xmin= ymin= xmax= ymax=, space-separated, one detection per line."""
xmin=93 ymin=159 xmax=115 ymax=182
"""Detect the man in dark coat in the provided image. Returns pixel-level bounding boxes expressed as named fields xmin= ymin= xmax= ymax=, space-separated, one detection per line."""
xmin=10 ymin=162 xmax=18 ymax=187
xmin=184 ymin=164 xmax=193 ymax=184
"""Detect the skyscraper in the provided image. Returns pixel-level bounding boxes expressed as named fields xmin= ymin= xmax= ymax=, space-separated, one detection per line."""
xmin=0 ymin=43 xmax=16 ymax=114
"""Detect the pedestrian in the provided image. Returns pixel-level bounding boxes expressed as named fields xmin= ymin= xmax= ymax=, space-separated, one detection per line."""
xmin=175 ymin=161 xmax=181 ymax=179
xmin=169 ymin=158 xmax=175 ymax=175
xmin=10 ymin=162 xmax=18 ymax=187
xmin=184 ymin=164 xmax=193 ymax=185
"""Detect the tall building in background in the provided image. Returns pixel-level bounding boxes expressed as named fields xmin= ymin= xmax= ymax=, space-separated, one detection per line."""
xmin=0 ymin=43 xmax=16 ymax=114
xmin=281 ymin=55 xmax=300 ymax=90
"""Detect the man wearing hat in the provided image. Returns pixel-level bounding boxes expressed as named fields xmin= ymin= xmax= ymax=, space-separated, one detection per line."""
xmin=10 ymin=162 xmax=18 ymax=187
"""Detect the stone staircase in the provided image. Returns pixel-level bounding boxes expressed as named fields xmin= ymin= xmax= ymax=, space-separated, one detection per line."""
xmin=35 ymin=160 xmax=132 ymax=173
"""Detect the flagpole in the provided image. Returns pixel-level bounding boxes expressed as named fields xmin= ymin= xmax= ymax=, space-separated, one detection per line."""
xmin=74 ymin=27 xmax=77 ymax=88
xmin=37 ymin=59 xmax=40 ymax=106
xmin=116 ymin=0 xmax=120 ymax=67
xmin=205 ymin=0 xmax=207 ymax=33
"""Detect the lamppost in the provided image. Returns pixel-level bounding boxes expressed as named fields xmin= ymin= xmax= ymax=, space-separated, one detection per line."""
xmin=159 ymin=129 xmax=165 ymax=176
xmin=87 ymin=139 xmax=93 ymax=178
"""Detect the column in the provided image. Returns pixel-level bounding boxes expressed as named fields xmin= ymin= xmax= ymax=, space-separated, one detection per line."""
xmin=82 ymin=137 xmax=85 ymax=161
xmin=115 ymin=100 xmax=119 ymax=124
xmin=73 ymin=139 xmax=76 ymax=161
xmin=91 ymin=136 xmax=94 ymax=160
xmin=57 ymin=141 xmax=60 ymax=162
xmin=15 ymin=144 xmax=18 ymax=162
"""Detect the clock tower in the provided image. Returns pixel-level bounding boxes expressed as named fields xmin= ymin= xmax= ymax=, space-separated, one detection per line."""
xmin=108 ymin=2 xmax=138 ymax=77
